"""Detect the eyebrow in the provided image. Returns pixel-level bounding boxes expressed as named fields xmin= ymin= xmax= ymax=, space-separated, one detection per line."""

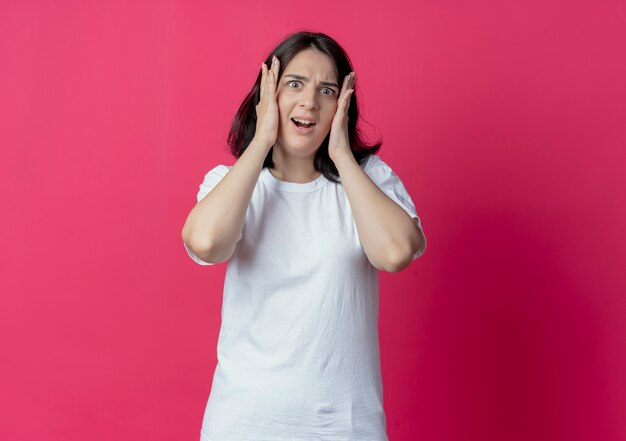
xmin=283 ymin=74 xmax=339 ymax=89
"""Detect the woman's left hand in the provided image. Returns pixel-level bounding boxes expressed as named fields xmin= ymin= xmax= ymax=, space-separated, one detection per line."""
xmin=328 ymin=72 xmax=356 ymax=162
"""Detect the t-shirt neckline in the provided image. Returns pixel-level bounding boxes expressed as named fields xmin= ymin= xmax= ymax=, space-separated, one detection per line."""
xmin=261 ymin=167 xmax=329 ymax=193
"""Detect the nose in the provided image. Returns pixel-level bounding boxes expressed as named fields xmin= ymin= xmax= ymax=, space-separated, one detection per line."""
xmin=298 ymin=85 xmax=318 ymax=110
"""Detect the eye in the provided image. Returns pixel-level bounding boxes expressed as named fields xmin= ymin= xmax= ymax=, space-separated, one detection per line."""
xmin=286 ymin=81 xmax=336 ymax=97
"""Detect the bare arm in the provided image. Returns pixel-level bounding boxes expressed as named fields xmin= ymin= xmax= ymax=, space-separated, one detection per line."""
xmin=334 ymin=153 xmax=425 ymax=272
xmin=181 ymin=56 xmax=282 ymax=264
xmin=181 ymin=140 xmax=270 ymax=263
xmin=326 ymin=71 xmax=424 ymax=273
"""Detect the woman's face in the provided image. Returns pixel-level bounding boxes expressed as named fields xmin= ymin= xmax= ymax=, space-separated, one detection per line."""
xmin=275 ymin=48 xmax=340 ymax=155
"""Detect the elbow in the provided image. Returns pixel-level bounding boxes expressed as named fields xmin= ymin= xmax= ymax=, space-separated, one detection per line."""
xmin=182 ymin=228 xmax=222 ymax=264
xmin=382 ymin=249 xmax=412 ymax=273
xmin=376 ymin=219 xmax=426 ymax=273
xmin=371 ymin=244 xmax=412 ymax=273
xmin=378 ymin=234 xmax=425 ymax=272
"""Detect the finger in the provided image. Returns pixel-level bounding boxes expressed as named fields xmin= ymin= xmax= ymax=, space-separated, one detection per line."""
xmin=268 ymin=58 xmax=279 ymax=99
xmin=259 ymin=63 xmax=267 ymax=101
xmin=344 ymin=72 xmax=355 ymax=110
xmin=272 ymin=56 xmax=280 ymax=94
xmin=258 ymin=63 xmax=265 ymax=107
xmin=337 ymin=72 xmax=353 ymax=106
xmin=340 ymin=73 xmax=350 ymax=98
xmin=262 ymin=63 xmax=271 ymax=100
xmin=340 ymin=88 xmax=354 ymax=115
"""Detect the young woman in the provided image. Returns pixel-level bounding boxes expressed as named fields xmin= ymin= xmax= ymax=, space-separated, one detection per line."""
xmin=182 ymin=30 xmax=426 ymax=441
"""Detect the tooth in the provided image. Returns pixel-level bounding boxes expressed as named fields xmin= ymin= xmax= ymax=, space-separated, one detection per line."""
xmin=294 ymin=118 xmax=314 ymax=124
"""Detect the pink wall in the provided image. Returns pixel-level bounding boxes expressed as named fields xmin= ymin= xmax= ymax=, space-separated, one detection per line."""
xmin=1 ymin=1 xmax=625 ymax=440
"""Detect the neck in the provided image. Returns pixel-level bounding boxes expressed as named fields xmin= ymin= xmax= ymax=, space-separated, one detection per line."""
xmin=270 ymin=144 xmax=321 ymax=183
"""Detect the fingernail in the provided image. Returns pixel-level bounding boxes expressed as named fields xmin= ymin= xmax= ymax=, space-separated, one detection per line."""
xmin=273 ymin=55 xmax=277 ymax=64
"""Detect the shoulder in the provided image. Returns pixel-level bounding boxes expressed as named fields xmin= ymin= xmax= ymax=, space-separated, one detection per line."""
xmin=360 ymin=155 xmax=411 ymax=193
xmin=195 ymin=164 xmax=233 ymax=202
xmin=199 ymin=164 xmax=233 ymax=184
xmin=204 ymin=164 xmax=232 ymax=177
xmin=361 ymin=154 xmax=392 ymax=175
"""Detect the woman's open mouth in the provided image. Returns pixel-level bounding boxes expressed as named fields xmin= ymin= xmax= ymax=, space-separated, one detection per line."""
xmin=291 ymin=118 xmax=316 ymax=134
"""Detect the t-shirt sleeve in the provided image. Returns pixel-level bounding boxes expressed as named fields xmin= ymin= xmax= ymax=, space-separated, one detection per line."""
xmin=183 ymin=164 xmax=240 ymax=265
xmin=362 ymin=155 xmax=427 ymax=260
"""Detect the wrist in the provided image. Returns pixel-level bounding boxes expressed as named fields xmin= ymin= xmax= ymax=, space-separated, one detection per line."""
xmin=249 ymin=137 xmax=274 ymax=153
xmin=331 ymin=149 xmax=357 ymax=168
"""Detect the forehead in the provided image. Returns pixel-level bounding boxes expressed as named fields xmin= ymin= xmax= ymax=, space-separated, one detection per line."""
xmin=283 ymin=49 xmax=338 ymax=81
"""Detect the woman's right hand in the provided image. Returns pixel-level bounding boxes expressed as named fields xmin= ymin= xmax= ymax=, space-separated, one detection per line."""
xmin=254 ymin=55 xmax=281 ymax=150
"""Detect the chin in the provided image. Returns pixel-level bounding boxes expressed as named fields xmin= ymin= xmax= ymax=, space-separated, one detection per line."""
xmin=284 ymin=145 xmax=320 ymax=157
xmin=276 ymin=136 xmax=323 ymax=153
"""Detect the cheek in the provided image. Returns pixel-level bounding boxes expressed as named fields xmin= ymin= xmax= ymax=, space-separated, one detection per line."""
xmin=276 ymin=94 xmax=292 ymax=119
xmin=320 ymin=103 xmax=338 ymax=127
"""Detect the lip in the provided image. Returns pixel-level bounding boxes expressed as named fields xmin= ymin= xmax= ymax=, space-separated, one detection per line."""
xmin=291 ymin=116 xmax=317 ymax=123
xmin=291 ymin=118 xmax=316 ymax=134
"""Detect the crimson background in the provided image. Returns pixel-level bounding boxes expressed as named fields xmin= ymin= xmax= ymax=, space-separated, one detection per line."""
xmin=1 ymin=1 xmax=625 ymax=440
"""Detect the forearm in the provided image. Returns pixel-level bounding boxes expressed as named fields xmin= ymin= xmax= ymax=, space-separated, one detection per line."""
xmin=182 ymin=139 xmax=269 ymax=263
xmin=334 ymin=153 xmax=423 ymax=272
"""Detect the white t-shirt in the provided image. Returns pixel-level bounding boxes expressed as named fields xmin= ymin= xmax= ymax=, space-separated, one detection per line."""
xmin=185 ymin=154 xmax=426 ymax=441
